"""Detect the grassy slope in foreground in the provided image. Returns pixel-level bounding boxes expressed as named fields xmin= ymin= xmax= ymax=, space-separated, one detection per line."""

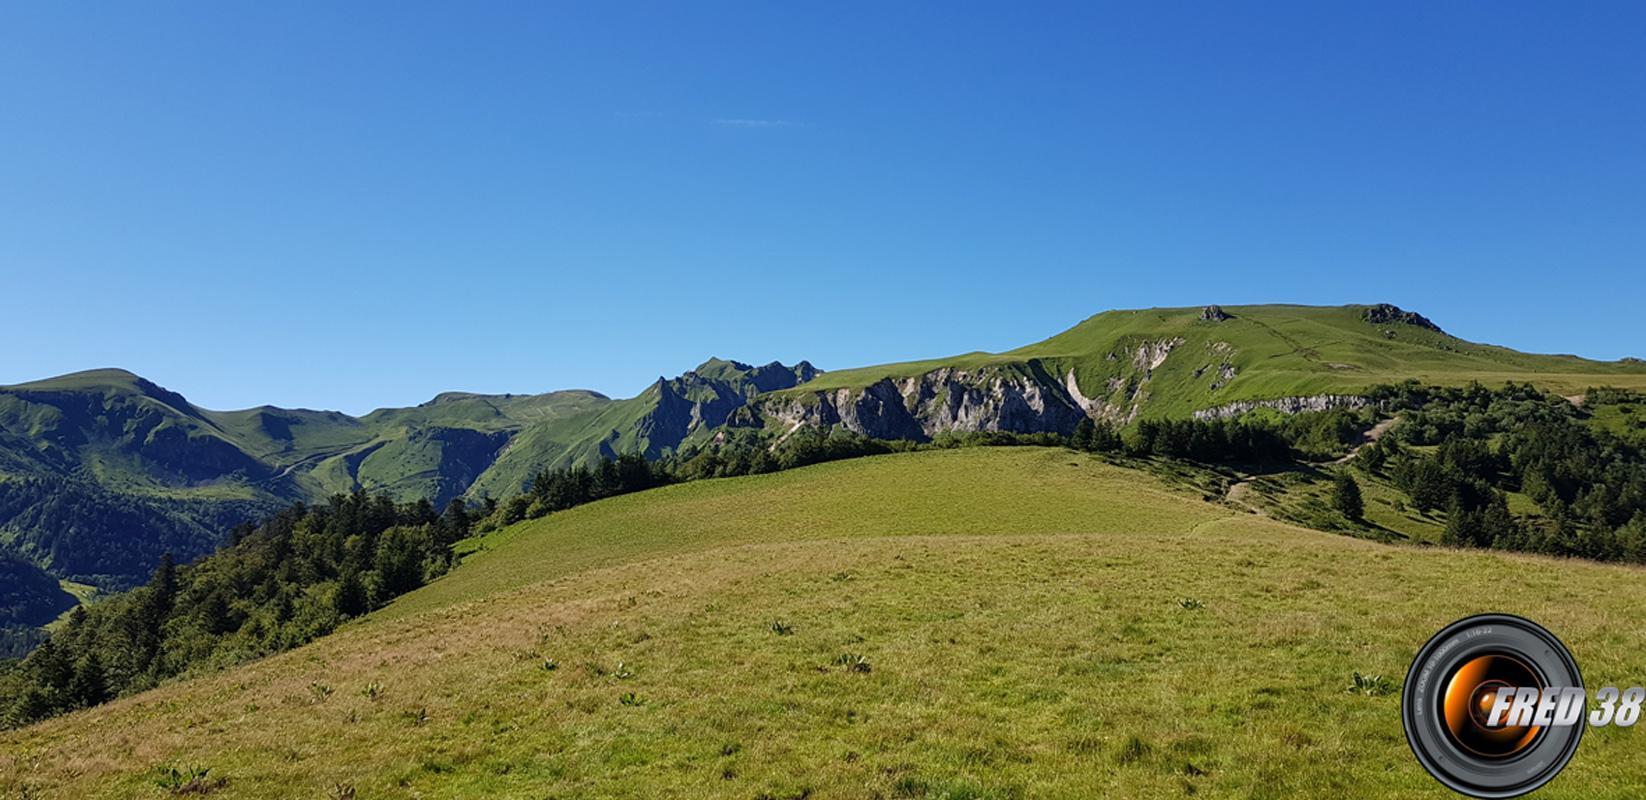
xmin=7 ymin=448 xmax=1646 ymax=799
xmin=779 ymin=305 xmax=1646 ymax=418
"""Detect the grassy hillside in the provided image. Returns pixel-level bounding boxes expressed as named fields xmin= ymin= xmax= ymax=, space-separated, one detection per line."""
xmin=0 ymin=359 xmax=815 ymax=641
xmin=0 ymin=369 xmax=617 ymax=501
xmin=7 ymin=448 xmax=1646 ymax=798
xmin=779 ymin=304 xmax=1646 ymax=420
xmin=0 ymin=370 xmax=624 ymax=635
xmin=4 ymin=306 xmax=1642 ymax=663
xmin=0 ymin=359 xmax=819 ymax=511
xmin=467 ymin=359 xmax=817 ymax=498
xmin=1586 ymin=392 xmax=1646 ymax=447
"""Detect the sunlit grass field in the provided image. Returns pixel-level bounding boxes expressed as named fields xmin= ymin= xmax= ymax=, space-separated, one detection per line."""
xmin=6 ymin=448 xmax=1646 ymax=798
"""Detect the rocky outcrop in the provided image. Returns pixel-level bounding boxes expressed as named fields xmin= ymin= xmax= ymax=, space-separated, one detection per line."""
xmin=1363 ymin=303 xmax=1442 ymax=333
xmin=406 ymin=428 xmax=514 ymax=504
xmin=759 ymin=365 xmax=1088 ymax=441
xmin=1119 ymin=337 xmax=1179 ymax=372
xmin=758 ymin=339 xmax=1190 ymax=439
xmin=633 ymin=360 xmax=821 ymax=455
xmin=1191 ymin=394 xmax=1372 ymax=420
xmin=1187 ymin=341 xmax=1239 ymax=392
xmin=1200 ymin=305 xmax=1231 ymax=322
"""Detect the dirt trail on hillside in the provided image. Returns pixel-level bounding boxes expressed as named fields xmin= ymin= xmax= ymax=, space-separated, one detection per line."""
xmin=1330 ymin=416 xmax=1399 ymax=465
xmin=1224 ymin=479 xmax=1266 ymax=516
xmin=1223 ymin=415 xmax=1400 ymax=514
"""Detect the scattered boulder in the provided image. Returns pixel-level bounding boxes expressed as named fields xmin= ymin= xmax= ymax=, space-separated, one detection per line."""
xmin=1363 ymin=304 xmax=1441 ymax=333
xmin=1200 ymin=305 xmax=1231 ymax=322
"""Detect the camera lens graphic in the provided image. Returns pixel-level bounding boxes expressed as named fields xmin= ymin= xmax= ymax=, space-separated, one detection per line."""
xmin=1403 ymin=614 xmax=1585 ymax=798
xmin=1442 ymin=654 xmax=1543 ymax=758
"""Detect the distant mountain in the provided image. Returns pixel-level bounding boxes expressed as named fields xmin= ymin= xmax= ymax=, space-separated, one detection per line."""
xmin=751 ymin=303 xmax=1646 ymax=438
xmin=0 ymin=369 xmax=298 ymax=592
xmin=467 ymin=358 xmax=818 ymax=498
xmin=0 ymin=360 xmax=819 ymax=596
xmin=3 ymin=303 xmax=1643 ymax=617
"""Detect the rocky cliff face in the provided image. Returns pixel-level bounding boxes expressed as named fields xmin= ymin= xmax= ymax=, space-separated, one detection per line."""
xmin=753 ymin=333 xmax=1384 ymax=439
xmin=1190 ymin=394 xmax=1372 ymax=420
xmin=756 ymin=339 xmax=1194 ymax=440
xmin=758 ymin=366 xmax=1089 ymax=441
xmin=634 ymin=360 xmax=821 ymax=456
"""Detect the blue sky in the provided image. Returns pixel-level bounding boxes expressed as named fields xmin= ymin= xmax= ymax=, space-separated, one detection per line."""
xmin=2 ymin=2 xmax=1642 ymax=414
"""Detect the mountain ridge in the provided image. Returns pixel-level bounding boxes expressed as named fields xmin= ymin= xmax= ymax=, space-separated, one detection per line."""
xmin=0 ymin=357 xmax=824 ymax=596
xmin=750 ymin=303 xmax=1646 ymax=440
xmin=4 ymin=303 xmax=1644 ymax=597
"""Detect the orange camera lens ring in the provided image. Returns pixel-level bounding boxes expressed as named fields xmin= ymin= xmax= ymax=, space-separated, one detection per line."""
xmin=1441 ymin=654 xmax=1544 ymax=758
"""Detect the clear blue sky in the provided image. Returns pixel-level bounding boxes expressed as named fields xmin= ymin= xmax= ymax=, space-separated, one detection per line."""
xmin=2 ymin=2 xmax=1642 ymax=414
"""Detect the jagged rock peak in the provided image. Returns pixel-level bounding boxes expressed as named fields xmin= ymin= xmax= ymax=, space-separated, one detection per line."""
xmin=1200 ymin=305 xmax=1231 ymax=322
xmin=683 ymin=358 xmax=821 ymax=390
xmin=1363 ymin=303 xmax=1442 ymax=333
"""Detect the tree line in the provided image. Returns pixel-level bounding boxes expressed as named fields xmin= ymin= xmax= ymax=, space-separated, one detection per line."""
xmin=1 ymin=491 xmax=472 ymax=728
xmin=1362 ymin=382 xmax=1646 ymax=560
xmin=1066 ymin=408 xmax=1367 ymax=463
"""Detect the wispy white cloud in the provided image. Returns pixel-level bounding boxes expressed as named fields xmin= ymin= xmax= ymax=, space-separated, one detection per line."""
xmin=711 ymin=118 xmax=799 ymax=128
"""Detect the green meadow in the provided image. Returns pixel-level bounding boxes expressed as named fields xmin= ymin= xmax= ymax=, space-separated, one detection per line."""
xmin=6 ymin=447 xmax=1646 ymax=799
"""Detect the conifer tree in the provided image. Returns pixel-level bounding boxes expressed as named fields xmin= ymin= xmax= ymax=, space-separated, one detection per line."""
xmin=1333 ymin=472 xmax=1364 ymax=521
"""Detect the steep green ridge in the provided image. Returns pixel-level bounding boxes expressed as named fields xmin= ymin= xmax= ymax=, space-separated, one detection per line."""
xmin=0 ymin=369 xmax=283 ymax=494
xmin=0 ymin=361 xmax=815 ymax=601
xmin=1028 ymin=304 xmax=1646 ymax=416
xmin=0 ymin=555 xmax=74 ymax=658
xmin=4 ymin=304 xmax=1642 ymax=646
xmin=754 ymin=304 xmax=1646 ymax=437
xmin=0 ymin=369 xmax=305 ymax=596
xmin=467 ymin=358 xmax=817 ymax=498
xmin=0 ymin=371 xmax=594 ymax=596
xmin=7 ymin=448 xmax=1646 ymax=797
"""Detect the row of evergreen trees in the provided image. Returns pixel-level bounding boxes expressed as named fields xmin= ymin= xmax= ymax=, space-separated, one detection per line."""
xmin=1066 ymin=411 xmax=1362 ymax=464
xmin=1 ymin=491 xmax=471 ymax=728
xmin=489 ymin=453 xmax=669 ymax=527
